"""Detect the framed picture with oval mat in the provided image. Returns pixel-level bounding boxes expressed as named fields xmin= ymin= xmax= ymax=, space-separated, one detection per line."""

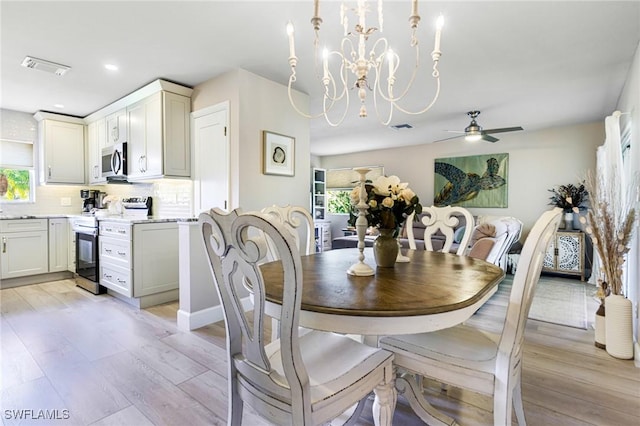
xmin=263 ymin=131 xmax=295 ymax=176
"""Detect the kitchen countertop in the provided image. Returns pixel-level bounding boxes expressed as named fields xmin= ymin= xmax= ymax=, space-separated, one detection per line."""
xmin=0 ymin=214 xmax=196 ymax=224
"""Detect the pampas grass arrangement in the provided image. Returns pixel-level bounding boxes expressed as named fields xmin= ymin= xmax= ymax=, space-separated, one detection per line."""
xmin=579 ymin=170 xmax=637 ymax=299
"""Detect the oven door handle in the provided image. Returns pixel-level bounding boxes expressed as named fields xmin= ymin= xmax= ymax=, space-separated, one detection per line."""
xmin=73 ymin=228 xmax=98 ymax=237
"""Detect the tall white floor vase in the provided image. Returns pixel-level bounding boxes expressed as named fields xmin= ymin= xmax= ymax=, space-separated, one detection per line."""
xmin=604 ymin=295 xmax=634 ymax=359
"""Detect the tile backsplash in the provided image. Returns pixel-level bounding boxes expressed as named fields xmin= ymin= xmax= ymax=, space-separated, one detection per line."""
xmin=0 ymin=179 xmax=194 ymax=217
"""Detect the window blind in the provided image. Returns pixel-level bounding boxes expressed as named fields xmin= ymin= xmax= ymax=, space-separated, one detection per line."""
xmin=0 ymin=139 xmax=34 ymax=167
xmin=326 ymin=166 xmax=385 ymax=189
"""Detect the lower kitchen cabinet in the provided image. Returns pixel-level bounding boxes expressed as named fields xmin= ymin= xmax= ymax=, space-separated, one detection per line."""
xmin=67 ymin=218 xmax=76 ymax=272
xmin=1 ymin=219 xmax=49 ymax=279
xmin=48 ymin=218 xmax=68 ymax=273
xmin=99 ymin=220 xmax=179 ymax=303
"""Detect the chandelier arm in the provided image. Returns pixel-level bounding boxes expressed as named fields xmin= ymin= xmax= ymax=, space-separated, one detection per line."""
xmin=391 ymin=76 xmax=441 ymax=115
xmin=287 ymin=75 xmax=327 ymax=120
xmin=376 ymin=43 xmax=421 ymax=103
xmin=371 ymin=64 xmax=395 ymax=126
xmin=321 ymin=63 xmax=352 ymax=127
xmin=322 ymin=51 xmax=349 ymax=103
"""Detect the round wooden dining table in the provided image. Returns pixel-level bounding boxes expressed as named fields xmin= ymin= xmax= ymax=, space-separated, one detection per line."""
xmin=260 ymin=247 xmax=505 ymax=426
xmin=260 ymin=248 xmax=505 ymax=336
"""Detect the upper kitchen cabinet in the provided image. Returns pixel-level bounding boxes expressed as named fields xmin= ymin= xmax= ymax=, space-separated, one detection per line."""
xmin=83 ymin=79 xmax=193 ymax=182
xmin=105 ymin=108 xmax=127 ymax=146
xmin=33 ymin=112 xmax=85 ymax=184
xmin=87 ymin=118 xmax=107 ymax=184
xmin=127 ymin=91 xmax=191 ymax=181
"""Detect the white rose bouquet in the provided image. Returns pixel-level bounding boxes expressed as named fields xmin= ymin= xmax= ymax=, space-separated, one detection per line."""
xmin=349 ymin=175 xmax=422 ymax=237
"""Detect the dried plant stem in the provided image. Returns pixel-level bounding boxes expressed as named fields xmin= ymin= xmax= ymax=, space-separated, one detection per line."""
xmin=582 ymin=170 xmax=638 ymax=296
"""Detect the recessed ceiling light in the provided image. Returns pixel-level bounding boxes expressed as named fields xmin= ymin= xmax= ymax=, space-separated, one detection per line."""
xmin=104 ymin=64 xmax=118 ymax=71
xmin=53 ymin=104 xmax=65 ymax=109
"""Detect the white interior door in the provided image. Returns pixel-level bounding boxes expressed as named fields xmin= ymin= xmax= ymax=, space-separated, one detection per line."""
xmin=192 ymin=103 xmax=229 ymax=215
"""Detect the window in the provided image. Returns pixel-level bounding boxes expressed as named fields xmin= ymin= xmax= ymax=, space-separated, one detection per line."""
xmin=327 ymin=189 xmax=352 ymax=214
xmin=0 ymin=139 xmax=35 ymax=203
xmin=326 ymin=166 xmax=384 ymax=214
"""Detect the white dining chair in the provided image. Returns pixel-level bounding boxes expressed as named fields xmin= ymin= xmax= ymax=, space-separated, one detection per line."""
xmin=200 ymin=208 xmax=395 ymax=426
xmin=379 ymin=207 xmax=562 ymax=425
xmin=406 ymin=205 xmax=474 ymax=255
xmin=261 ymin=204 xmax=315 ymax=258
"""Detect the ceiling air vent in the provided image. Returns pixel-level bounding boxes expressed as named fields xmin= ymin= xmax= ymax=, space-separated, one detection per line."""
xmin=21 ymin=56 xmax=70 ymax=76
xmin=390 ymin=123 xmax=413 ymax=130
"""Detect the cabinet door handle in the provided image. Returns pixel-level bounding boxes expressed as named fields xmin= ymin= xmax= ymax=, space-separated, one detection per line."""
xmin=117 ymin=251 xmax=126 ymax=256
xmin=104 ymin=273 xmax=112 ymax=279
xmin=105 ymin=248 xmax=112 ymax=253
xmin=48 ymin=166 xmax=52 ymax=178
xmin=118 ymin=229 xmax=126 ymax=234
xmin=2 ymin=237 xmax=6 ymax=253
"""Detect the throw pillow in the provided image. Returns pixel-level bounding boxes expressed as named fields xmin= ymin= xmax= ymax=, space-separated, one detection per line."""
xmin=453 ymin=226 xmax=466 ymax=243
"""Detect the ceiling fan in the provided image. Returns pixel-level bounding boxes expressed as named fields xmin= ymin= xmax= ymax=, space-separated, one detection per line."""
xmin=437 ymin=111 xmax=524 ymax=143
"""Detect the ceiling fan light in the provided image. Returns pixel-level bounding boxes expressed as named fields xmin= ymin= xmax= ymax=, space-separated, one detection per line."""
xmin=465 ymin=133 xmax=482 ymax=142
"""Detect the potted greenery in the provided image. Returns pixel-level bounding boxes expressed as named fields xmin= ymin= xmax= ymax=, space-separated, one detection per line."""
xmin=548 ymin=182 xmax=588 ymax=229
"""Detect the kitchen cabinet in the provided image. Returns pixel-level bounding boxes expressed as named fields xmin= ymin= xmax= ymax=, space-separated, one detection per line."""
xmin=127 ymin=91 xmax=191 ymax=181
xmin=48 ymin=218 xmax=68 ymax=272
xmin=87 ymin=118 xmax=107 ymax=184
xmin=543 ymin=231 xmax=586 ymax=280
xmin=105 ymin=108 xmax=127 ymax=146
xmin=34 ymin=112 xmax=85 ymax=184
xmin=132 ymin=222 xmax=179 ymax=296
xmin=1 ymin=219 xmax=49 ymax=279
xmin=68 ymin=218 xmax=76 ymax=272
xmin=99 ymin=220 xmax=179 ymax=302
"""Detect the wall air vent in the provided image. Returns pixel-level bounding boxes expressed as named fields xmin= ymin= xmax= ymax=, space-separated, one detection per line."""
xmin=390 ymin=123 xmax=413 ymax=130
xmin=21 ymin=56 xmax=70 ymax=76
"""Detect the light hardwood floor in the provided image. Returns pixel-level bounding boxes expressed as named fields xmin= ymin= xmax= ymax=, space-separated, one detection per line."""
xmin=1 ymin=277 xmax=638 ymax=425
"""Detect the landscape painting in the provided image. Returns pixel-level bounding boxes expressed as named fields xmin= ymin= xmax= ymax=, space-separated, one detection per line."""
xmin=434 ymin=153 xmax=509 ymax=208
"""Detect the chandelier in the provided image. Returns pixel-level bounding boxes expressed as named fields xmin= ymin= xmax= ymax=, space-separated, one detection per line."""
xmin=286 ymin=0 xmax=443 ymax=126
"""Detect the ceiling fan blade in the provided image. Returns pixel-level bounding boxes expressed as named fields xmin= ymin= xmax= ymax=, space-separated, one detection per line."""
xmin=431 ymin=134 xmax=463 ymax=143
xmin=481 ymin=134 xmax=499 ymax=143
xmin=444 ymin=130 xmax=466 ymax=134
xmin=482 ymin=126 xmax=524 ymax=134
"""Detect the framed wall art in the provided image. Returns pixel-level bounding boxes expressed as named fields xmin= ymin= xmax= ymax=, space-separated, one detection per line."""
xmin=263 ymin=131 xmax=295 ymax=176
xmin=433 ymin=153 xmax=509 ymax=208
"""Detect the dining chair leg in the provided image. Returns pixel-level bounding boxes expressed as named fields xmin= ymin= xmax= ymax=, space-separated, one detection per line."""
xmin=513 ymin=379 xmax=526 ymax=425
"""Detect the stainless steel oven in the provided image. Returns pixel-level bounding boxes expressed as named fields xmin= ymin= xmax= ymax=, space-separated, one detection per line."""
xmin=71 ymin=216 xmax=105 ymax=294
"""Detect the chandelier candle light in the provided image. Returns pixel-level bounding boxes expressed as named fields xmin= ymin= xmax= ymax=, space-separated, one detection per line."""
xmin=287 ymin=0 xmax=444 ymax=126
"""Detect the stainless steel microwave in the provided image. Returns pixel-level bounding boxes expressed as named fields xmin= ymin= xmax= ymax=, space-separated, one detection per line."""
xmin=101 ymin=142 xmax=127 ymax=178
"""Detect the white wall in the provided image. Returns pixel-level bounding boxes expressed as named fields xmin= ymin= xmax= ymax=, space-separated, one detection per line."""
xmin=191 ymin=69 xmax=310 ymax=213
xmin=319 ymin=121 xmax=603 ymax=239
xmin=615 ymin=40 xmax=640 ymax=355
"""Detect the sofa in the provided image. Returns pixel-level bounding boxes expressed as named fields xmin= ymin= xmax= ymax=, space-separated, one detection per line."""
xmin=468 ymin=216 xmax=523 ymax=271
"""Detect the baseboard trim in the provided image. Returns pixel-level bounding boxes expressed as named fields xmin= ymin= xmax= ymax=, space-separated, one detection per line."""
xmin=177 ymin=296 xmax=253 ymax=331
xmin=1 ymin=271 xmax=74 ymax=289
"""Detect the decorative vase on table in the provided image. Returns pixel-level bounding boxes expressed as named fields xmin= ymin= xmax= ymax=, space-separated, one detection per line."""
xmin=563 ymin=212 xmax=574 ymax=230
xmin=374 ymin=229 xmax=399 ymax=267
